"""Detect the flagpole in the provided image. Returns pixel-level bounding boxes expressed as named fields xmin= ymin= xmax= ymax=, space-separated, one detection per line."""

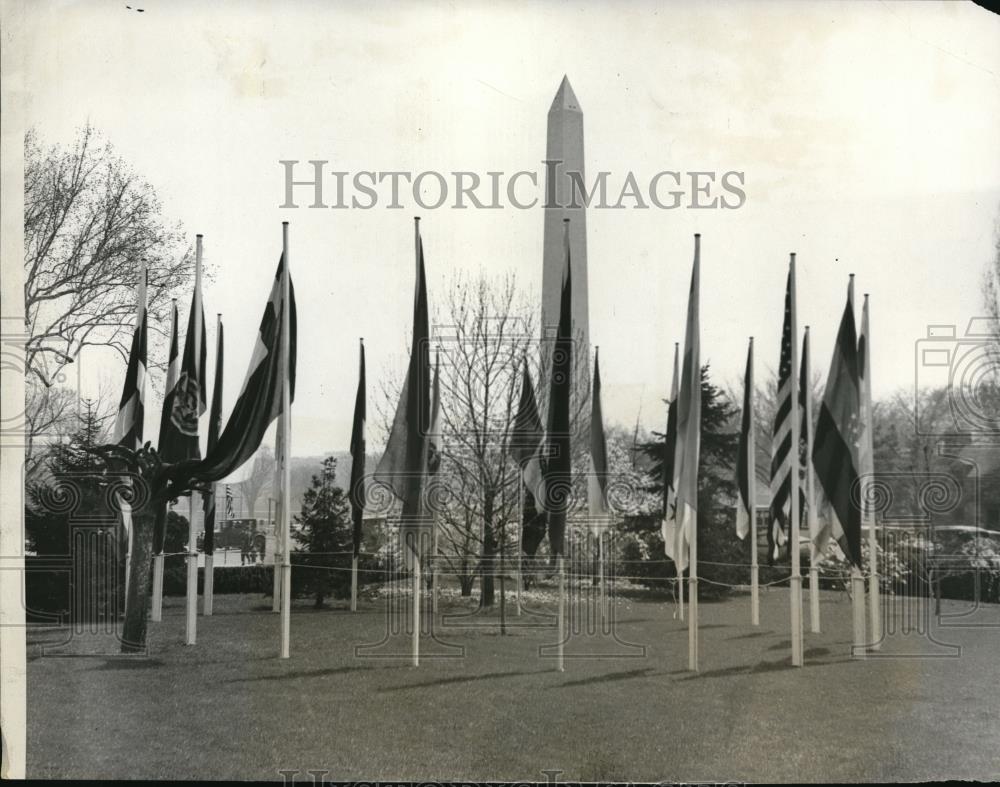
xmin=862 ymin=294 xmax=880 ymax=651
xmin=185 ymin=235 xmax=204 ymax=647
xmin=516 ymin=496 xmax=523 ymax=617
xmin=848 ymin=274 xmax=866 ymax=660
xmin=788 ymin=253 xmax=804 ymax=667
xmin=805 ymin=325 xmax=820 ymax=633
xmin=152 ymin=299 xmax=176 ymax=624
xmin=749 ymin=337 xmax=759 ymax=626
xmin=351 ymin=337 xmax=364 ymax=614
xmin=557 ymin=553 xmax=565 ymax=672
xmin=687 ymin=235 xmax=701 ymax=674
xmin=204 ymin=311 xmax=222 ymax=618
xmin=279 ymin=223 xmax=293 ymax=659
xmin=412 ymin=216 xmax=422 ymax=669
xmin=272 ymin=419 xmax=283 ymax=613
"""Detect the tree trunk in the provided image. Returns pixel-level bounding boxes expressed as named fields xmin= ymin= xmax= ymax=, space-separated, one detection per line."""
xmin=315 ymin=591 xmax=324 ymax=608
xmin=480 ymin=496 xmax=496 ymax=609
xmin=121 ymin=509 xmax=155 ymax=654
xmin=460 ymin=574 xmax=474 ymax=596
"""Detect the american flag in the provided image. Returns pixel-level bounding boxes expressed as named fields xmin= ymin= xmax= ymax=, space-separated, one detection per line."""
xmin=768 ymin=270 xmax=793 ymax=562
xmin=225 ymin=485 xmax=234 ymax=519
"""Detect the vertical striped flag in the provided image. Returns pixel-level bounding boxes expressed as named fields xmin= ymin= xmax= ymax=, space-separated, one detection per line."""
xmin=113 ymin=262 xmax=148 ymax=449
xmin=349 ymin=339 xmax=367 ymax=558
xmin=152 ymin=299 xmax=179 ymax=557
xmin=812 ymin=281 xmax=863 ymax=566
xmin=202 ymin=317 xmax=224 ymax=556
xmin=768 ymin=271 xmax=794 ymax=563
xmin=736 ymin=338 xmax=754 ymax=540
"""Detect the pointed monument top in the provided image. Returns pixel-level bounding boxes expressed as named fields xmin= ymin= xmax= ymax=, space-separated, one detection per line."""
xmin=550 ymin=75 xmax=582 ymax=113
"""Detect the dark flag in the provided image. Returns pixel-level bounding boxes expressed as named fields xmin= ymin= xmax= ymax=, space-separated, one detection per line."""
xmin=545 ymin=220 xmax=573 ymax=557
xmin=768 ymin=270 xmax=793 ymax=564
xmin=349 ymin=339 xmax=366 ymax=558
xmin=113 ymin=264 xmax=148 ymax=449
xmin=588 ymin=347 xmax=609 ymax=519
xmin=736 ymin=338 xmax=754 ymax=540
xmin=812 ymin=282 xmax=863 ymax=566
xmin=510 ymin=358 xmax=547 ymax=557
xmin=660 ymin=342 xmax=679 ymax=536
xmin=202 ymin=318 xmax=224 ymax=556
xmin=373 ymin=220 xmax=431 ymax=567
xmin=797 ymin=327 xmax=810 ymax=523
xmin=160 ymin=259 xmax=207 ymax=462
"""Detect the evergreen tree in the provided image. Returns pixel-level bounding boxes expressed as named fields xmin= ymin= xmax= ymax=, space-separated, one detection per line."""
xmin=292 ymin=456 xmax=353 ymax=607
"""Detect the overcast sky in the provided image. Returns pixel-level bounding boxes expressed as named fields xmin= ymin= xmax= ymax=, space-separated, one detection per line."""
xmin=14 ymin=0 xmax=1000 ymax=463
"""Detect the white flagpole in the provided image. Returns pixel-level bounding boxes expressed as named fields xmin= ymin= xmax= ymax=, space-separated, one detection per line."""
xmin=350 ymin=552 xmax=358 ymax=612
xmin=151 ymin=546 xmax=164 ymax=622
xmin=516 ymin=499 xmax=522 ymax=617
xmin=432 ymin=516 xmax=440 ymax=616
xmin=185 ymin=236 xmax=204 ymax=647
xmin=203 ymin=312 xmax=221 ymax=618
xmin=862 ymin=294 xmax=880 ymax=651
xmin=411 ymin=216 xmax=422 ymax=669
xmin=848 ymin=275 xmax=867 ymax=660
xmin=557 ymin=553 xmax=565 ymax=672
xmin=280 ymin=223 xmax=293 ymax=659
xmin=788 ymin=253 xmax=804 ymax=667
xmin=598 ymin=529 xmax=606 ymax=625
xmin=687 ymin=234 xmax=701 ymax=674
xmin=272 ymin=425 xmax=283 ymax=613
xmin=748 ymin=337 xmax=759 ymax=626
xmin=805 ymin=326 xmax=821 ymax=633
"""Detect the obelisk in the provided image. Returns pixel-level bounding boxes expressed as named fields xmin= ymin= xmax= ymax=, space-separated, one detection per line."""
xmin=541 ymin=76 xmax=589 ymax=374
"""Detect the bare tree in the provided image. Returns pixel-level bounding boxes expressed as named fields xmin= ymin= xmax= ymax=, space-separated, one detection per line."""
xmin=237 ymin=446 xmax=274 ymax=519
xmin=24 ymin=124 xmax=194 ymax=392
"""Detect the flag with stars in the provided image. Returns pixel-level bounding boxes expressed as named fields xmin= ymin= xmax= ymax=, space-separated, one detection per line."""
xmin=768 ymin=270 xmax=793 ymax=563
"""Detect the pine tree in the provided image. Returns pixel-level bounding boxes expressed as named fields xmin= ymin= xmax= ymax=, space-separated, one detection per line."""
xmin=292 ymin=456 xmax=353 ymax=607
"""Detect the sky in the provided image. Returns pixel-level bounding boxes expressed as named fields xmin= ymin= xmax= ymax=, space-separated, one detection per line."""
xmin=11 ymin=0 xmax=1000 ymax=464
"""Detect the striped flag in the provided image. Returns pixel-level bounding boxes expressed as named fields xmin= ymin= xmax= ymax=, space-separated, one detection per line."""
xmin=664 ymin=236 xmax=701 ymax=575
xmin=164 ymin=255 xmax=297 ymax=490
xmin=373 ymin=220 xmax=431 ymax=567
xmin=225 ymin=485 xmax=234 ymax=519
xmin=768 ymin=270 xmax=794 ymax=563
xmin=857 ymin=297 xmax=874 ymax=515
xmin=736 ymin=339 xmax=754 ymax=540
xmin=660 ymin=342 xmax=679 ymax=551
xmin=160 ymin=255 xmax=207 ymax=462
xmin=113 ymin=263 xmax=148 ymax=449
xmin=588 ymin=347 xmax=609 ymax=520
xmin=510 ymin=358 xmax=548 ymax=557
xmin=812 ymin=281 xmax=863 ymax=566
xmin=202 ymin=317 xmax=224 ymax=556
xmin=544 ymin=220 xmax=574 ymax=557
xmin=349 ymin=339 xmax=366 ymax=558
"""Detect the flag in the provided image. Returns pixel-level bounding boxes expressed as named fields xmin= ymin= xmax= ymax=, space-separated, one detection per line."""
xmin=510 ymin=358 xmax=547 ymax=557
xmin=225 ymin=485 xmax=234 ymax=519
xmin=164 ymin=255 xmax=297 ymax=490
xmin=349 ymin=339 xmax=366 ymax=558
xmin=812 ymin=282 xmax=863 ymax=566
xmin=660 ymin=342 xmax=679 ymax=546
xmin=373 ymin=221 xmax=431 ymax=566
xmin=857 ymin=296 xmax=874 ymax=518
xmin=113 ymin=263 xmax=148 ymax=449
xmin=588 ymin=347 xmax=609 ymax=521
xmin=736 ymin=339 xmax=754 ymax=540
xmin=545 ymin=221 xmax=573 ymax=557
xmin=798 ymin=328 xmax=811 ymax=524
xmin=768 ymin=270 xmax=793 ymax=563
xmin=202 ymin=318 xmax=224 ymax=556
xmin=427 ymin=348 xmax=442 ymax=476
xmin=159 ymin=257 xmax=207 ymax=462
xmin=664 ymin=237 xmax=701 ymax=574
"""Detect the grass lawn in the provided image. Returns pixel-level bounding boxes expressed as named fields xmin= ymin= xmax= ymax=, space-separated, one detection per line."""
xmin=26 ymin=585 xmax=1000 ymax=782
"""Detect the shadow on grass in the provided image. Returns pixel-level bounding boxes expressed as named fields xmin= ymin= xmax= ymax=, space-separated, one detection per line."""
xmin=727 ymin=631 xmax=773 ymax=640
xmin=680 ymin=652 xmax=854 ymax=681
xmin=554 ymin=667 xmax=656 ymax=688
xmin=379 ymin=669 xmax=546 ymax=692
xmin=223 ymin=664 xmax=378 ymax=683
xmin=94 ymin=658 xmax=165 ymax=670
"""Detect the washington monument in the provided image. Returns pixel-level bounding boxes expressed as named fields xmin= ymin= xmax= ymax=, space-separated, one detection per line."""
xmin=541 ymin=76 xmax=590 ymax=366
